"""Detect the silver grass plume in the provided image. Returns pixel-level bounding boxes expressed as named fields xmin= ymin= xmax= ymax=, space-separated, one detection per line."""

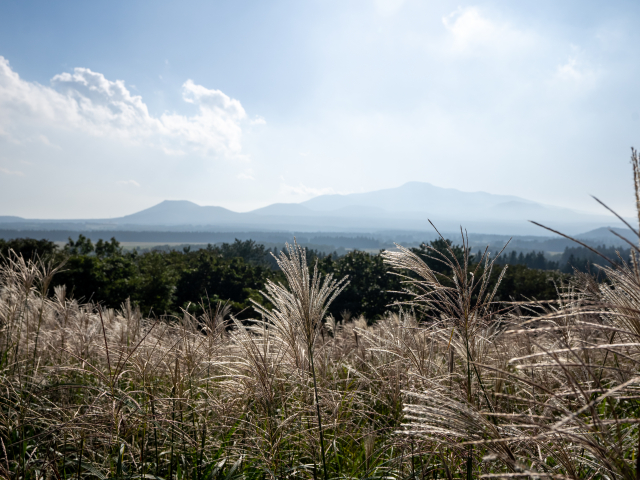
xmin=251 ymin=240 xmax=348 ymax=480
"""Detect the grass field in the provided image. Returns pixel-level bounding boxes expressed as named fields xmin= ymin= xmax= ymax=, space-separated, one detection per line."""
xmin=1 ymin=152 xmax=640 ymax=480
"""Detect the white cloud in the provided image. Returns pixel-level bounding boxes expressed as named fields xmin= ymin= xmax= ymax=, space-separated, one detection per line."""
xmin=117 ymin=179 xmax=140 ymax=187
xmin=0 ymin=56 xmax=255 ymax=159
xmin=159 ymin=79 xmax=246 ymax=156
xmin=442 ymin=7 xmax=533 ymax=54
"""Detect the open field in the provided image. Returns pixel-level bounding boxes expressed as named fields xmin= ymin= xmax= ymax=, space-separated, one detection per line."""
xmin=2 ymin=226 xmax=640 ymax=479
xmin=1 ymin=152 xmax=640 ymax=479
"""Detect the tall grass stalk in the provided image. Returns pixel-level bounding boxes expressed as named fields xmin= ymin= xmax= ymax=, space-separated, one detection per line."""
xmin=251 ymin=241 xmax=348 ymax=480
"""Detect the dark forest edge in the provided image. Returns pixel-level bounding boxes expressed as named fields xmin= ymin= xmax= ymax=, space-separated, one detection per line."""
xmin=0 ymin=235 xmax=624 ymax=321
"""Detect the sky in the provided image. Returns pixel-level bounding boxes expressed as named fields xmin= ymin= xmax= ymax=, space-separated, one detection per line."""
xmin=0 ymin=0 xmax=639 ymax=219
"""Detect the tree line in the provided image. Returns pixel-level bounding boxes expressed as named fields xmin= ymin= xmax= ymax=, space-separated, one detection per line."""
xmin=0 ymin=235 xmax=606 ymax=320
xmin=491 ymin=244 xmax=631 ymax=274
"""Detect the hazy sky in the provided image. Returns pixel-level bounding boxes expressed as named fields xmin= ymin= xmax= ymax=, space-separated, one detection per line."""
xmin=1 ymin=0 xmax=639 ymax=219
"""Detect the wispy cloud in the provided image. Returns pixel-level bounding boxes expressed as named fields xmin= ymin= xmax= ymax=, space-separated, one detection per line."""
xmin=555 ymin=55 xmax=598 ymax=84
xmin=374 ymin=0 xmax=406 ymax=16
xmin=442 ymin=7 xmax=534 ymax=54
xmin=279 ymin=182 xmax=339 ymax=197
xmin=117 ymin=179 xmax=140 ymax=187
xmin=0 ymin=167 xmax=24 ymax=176
xmin=237 ymin=168 xmax=255 ymax=180
xmin=36 ymin=134 xmax=60 ymax=149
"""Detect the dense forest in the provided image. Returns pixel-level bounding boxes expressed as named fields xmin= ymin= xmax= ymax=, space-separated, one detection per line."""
xmin=0 ymin=235 xmax=619 ymax=320
xmin=492 ymin=244 xmax=631 ymax=274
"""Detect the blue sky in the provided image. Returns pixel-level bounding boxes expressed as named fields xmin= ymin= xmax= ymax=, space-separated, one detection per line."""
xmin=0 ymin=0 xmax=639 ymax=218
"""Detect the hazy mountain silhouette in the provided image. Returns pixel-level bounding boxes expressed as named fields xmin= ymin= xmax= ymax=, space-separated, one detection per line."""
xmin=301 ymin=182 xmax=534 ymax=212
xmin=118 ymin=200 xmax=240 ymax=225
xmin=0 ymin=182 xmax=620 ymax=235
xmin=575 ymin=227 xmax=637 ymax=246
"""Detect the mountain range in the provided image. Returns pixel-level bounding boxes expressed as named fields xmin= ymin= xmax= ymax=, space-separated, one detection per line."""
xmin=0 ymin=182 xmax=623 ymax=236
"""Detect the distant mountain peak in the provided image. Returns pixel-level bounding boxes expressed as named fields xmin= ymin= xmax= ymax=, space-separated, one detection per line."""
xmin=120 ymin=200 xmax=201 ymax=217
xmin=116 ymin=199 xmax=237 ymax=225
xmin=153 ymin=200 xmax=201 ymax=208
xmin=0 ymin=182 xmax=618 ymax=236
xmin=300 ymin=181 xmax=534 ymax=212
xmin=159 ymin=199 xmax=198 ymax=204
